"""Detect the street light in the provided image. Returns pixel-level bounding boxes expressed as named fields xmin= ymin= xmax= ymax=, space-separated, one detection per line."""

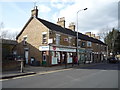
xmin=76 ymin=8 xmax=88 ymax=65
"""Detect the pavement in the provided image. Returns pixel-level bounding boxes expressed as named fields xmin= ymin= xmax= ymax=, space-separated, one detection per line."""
xmin=0 ymin=62 xmax=106 ymax=80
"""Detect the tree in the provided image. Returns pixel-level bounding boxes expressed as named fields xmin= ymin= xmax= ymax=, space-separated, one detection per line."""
xmin=98 ymin=26 xmax=111 ymax=41
xmin=0 ymin=22 xmax=18 ymax=40
xmin=104 ymin=28 xmax=120 ymax=56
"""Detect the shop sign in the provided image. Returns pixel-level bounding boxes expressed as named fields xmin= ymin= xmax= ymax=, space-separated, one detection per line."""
xmin=39 ymin=46 xmax=49 ymax=51
xmin=50 ymin=46 xmax=76 ymax=52
xmin=78 ymin=49 xmax=85 ymax=53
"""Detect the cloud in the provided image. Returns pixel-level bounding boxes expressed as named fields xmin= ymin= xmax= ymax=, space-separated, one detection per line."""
xmin=51 ymin=0 xmax=119 ymax=34
xmin=38 ymin=5 xmax=51 ymax=13
xmin=50 ymin=0 xmax=74 ymax=9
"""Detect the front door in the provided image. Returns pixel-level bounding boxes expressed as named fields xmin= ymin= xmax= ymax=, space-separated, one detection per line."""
xmin=25 ymin=50 xmax=29 ymax=64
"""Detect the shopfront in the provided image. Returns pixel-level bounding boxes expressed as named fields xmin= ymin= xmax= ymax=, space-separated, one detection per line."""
xmin=50 ymin=46 xmax=76 ymax=65
xmin=85 ymin=49 xmax=93 ymax=63
xmin=39 ymin=45 xmax=76 ymax=66
xmin=78 ymin=48 xmax=86 ymax=64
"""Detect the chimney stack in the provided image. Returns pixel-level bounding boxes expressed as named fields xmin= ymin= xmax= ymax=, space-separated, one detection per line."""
xmin=85 ymin=32 xmax=91 ymax=37
xmin=68 ymin=22 xmax=75 ymax=31
xmin=91 ymin=34 xmax=95 ymax=38
xmin=31 ymin=6 xmax=38 ymax=18
xmin=57 ymin=17 xmax=65 ymax=28
xmin=95 ymin=36 xmax=100 ymax=40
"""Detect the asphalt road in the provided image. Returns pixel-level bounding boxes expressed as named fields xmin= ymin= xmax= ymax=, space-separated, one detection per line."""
xmin=2 ymin=63 xmax=119 ymax=88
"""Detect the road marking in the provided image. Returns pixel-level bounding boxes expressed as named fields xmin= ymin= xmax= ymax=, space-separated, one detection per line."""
xmin=36 ymin=68 xmax=72 ymax=75
xmin=1 ymin=68 xmax=73 ymax=81
xmin=0 ymin=79 xmax=9 ymax=81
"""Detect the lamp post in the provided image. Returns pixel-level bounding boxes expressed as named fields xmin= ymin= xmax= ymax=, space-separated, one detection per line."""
xmin=76 ymin=8 xmax=87 ymax=65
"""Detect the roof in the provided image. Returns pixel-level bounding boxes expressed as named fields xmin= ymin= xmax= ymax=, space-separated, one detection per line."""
xmin=0 ymin=39 xmax=17 ymax=45
xmin=37 ymin=18 xmax=76 ymax=36
xmin=16 ymin=17 xmax=33 ymax=39
xmin=16 ymin=17 xmax=106 ymax=45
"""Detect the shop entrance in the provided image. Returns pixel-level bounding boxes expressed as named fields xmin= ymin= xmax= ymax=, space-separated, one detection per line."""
xmin=42 ymin=51 xmax=47 ymax=65
xmin=62 ymin=52 xmax=67 ymax=64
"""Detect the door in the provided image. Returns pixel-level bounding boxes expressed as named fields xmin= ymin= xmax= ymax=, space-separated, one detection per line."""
xmin=25 ymin=50 xmax=29 ymax=64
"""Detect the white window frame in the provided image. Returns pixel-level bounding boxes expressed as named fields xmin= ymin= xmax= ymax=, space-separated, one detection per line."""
xmin=42 ymin=32 xmax=47 ymax=44
xmin=56 ymin=34 xmax=60 ymax=45
xmin=87 ymin=41 xmax=92 ymax=47
xmin=23 ymin=35 xmax=27 ymax=45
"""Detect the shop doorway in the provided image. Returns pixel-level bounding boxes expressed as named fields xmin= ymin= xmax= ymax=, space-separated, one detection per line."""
xmin=63 ymin=52 xmax=67 ymax=64
xmin=42 ymin=51 xmax=47 ymax=65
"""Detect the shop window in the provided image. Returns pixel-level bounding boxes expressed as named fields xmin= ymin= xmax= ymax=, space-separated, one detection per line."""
xmin=104 ymin=46 xmax=107 ymax=51
xmin=69 ymin=53 xmax=73 ymax=57
xmin=54 ymin=51 xmax=56 ymax=57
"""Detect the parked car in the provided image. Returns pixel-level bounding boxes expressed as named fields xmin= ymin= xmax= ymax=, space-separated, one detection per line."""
xmin=108 ymin=57 xmax=119 ymax=63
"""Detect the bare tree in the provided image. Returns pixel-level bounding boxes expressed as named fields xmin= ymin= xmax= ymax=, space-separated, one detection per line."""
xmin=97 ymin=26 xmax=111 ymax=41
xmin=8 ymin=31 xmax=18 ymax=40
xmin=0 ymin=22 xmax=18 ymax=40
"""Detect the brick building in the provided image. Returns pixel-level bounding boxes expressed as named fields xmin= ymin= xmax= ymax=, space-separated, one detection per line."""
xmin=16 ymin=6 xmax=107 ymax=66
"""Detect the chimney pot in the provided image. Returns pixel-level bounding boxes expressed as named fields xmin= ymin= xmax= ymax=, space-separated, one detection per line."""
xmin=31 ymin=6 xmax=38 ymax=18
xmin=68 ymin=22 xmax=75 ymax=31
xmin=57 ymin=17 xmax=65 ymax=28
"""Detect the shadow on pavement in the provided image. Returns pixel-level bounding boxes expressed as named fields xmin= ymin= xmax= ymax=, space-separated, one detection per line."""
xmin=74 ymin=63 xmax=120 ymax=71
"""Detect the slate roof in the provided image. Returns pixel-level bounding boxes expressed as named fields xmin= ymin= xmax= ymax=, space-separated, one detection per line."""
xmin=37 ymin=18 xmax=106 ymax=45
xmin=16 ymin=17 xmax=106 ymax=45
xmin=37 ymin=18 xmax=76 ymax=36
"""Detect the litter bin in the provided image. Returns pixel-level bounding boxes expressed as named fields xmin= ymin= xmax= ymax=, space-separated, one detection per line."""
xmin=42 ymin=61 xmax=46 ymax=66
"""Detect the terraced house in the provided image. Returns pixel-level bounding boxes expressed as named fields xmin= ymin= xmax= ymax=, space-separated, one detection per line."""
xmin=16 ymin=6 xmax=107 ymax=66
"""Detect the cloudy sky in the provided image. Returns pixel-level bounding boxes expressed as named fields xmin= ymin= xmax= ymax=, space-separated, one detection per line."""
xmin=0 ymin=0 xmax=119 ymax=37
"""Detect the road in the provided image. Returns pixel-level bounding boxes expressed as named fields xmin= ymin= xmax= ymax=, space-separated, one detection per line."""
xmin=2 ymin=63 xmax=119 ymax=88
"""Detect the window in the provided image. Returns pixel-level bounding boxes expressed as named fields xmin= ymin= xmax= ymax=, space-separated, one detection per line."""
xmin=69 ymin=37 xmax=72 ymax=46
xmin=23 ymin=35 xmax=27 ymax=45
xmin=81 ymin=42 xmax=86 ymax=48
xmin=104 ymin=46 xmax=107 ymax=51
xmin=56 ymin=34 xmax=60 ymax=45
xmin=78 ymin=39 xmax=81 ymax=47
xmin=87 ymin=41 xmax=91 ymax=47
xmin=42 ymin=32 xmax=47 ymax=44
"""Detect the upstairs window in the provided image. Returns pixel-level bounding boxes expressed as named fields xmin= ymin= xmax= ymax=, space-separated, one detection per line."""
xmin=56 ymin=34 xmax=60 ymax=45
xmin=68 ymin=37 xmax=72 ymax=46
xmin=42 ymin=32 xmax=47 ymax=44
xmin=78 ymin=39 xmax=81 ymax=47
xmin=87 ymin=41 xmax=92 ymax=47
xmin=81 ymin=42 xmax=86 ymax=48
xmin=23 ymin=35 xmax=27 ymax=45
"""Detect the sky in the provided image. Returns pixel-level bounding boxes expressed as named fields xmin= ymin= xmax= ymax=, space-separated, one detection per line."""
xmin=0 ymin=0 xmax=119 ymax=38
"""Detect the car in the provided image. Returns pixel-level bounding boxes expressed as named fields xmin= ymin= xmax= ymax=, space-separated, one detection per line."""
xmin=108 ymin=57 xmax=119 ymax=63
